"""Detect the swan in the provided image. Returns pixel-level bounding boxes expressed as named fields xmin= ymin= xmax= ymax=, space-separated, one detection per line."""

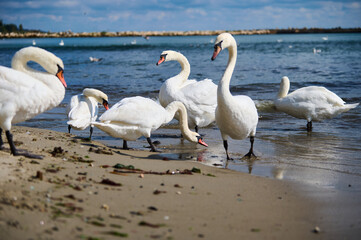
xmin=66 ymin=88 xmax=109 ymax=139
xmin=92 ymin=96 xmax=208 ymax=152
xmin=156 ymin=50 xmax=217 ymax=132
xmin=211 ymin=33 xmax=259 ymax=160
xmin=89 ymin=57 xmax=103 ymax=62
xmin=274 ymin=76 xmax=359 ymax=131
xmin=0 ymin=46 xmax=67 ymax=159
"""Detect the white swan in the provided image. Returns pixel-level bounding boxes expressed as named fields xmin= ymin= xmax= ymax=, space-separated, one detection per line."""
xmin=92 ymin=96 xmax=208 ymax=152
xmin=157 ymin=50 xmax=217 ymax=132
xmin=0 ymin=46 xmax=67 ymax=158
xmin=211 ymin=33 xmax=259 ymax=160
xmin=66 ymin=88 xmax=109 ymax=139
xmin=274 ymin=76 xmax=359 ymax=131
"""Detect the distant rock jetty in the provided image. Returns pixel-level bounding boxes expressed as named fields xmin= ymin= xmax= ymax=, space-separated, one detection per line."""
xmin=1 ymin=28 xmax=360 ymax=38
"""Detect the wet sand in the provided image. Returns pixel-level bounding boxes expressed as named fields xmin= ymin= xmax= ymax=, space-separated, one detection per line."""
xmin=0 ymin=126 xmax=361 ymax=239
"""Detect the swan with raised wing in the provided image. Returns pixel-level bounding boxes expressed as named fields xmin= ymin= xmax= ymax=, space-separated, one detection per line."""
xmin=0 ymin=46 xmax=67 ymax=159
xmin=157 ymin=50 xmax=217 ymax=132
xmin=92 ymin=96 xmax=208 ymax=151
xmin=211 ymin=33 xmax=258 ymax=160
xmin=67 ymin=88 xmax=109 ymax=139
xmin=274 ymin=76 xmax=359 ymax=131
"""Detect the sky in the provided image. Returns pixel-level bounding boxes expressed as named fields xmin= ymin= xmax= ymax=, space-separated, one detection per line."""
xmin=1 ymin=0 xmax=361 ymax=32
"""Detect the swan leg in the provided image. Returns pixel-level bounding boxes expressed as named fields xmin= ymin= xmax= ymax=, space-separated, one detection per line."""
xmin=147 ymin=137 xmax=159 ymax=152
xmin=307 ymin=121 xmax=313 ymax=132
xmin=5 ymin=130 xmax=43 ymax=159
xmin=223 ymin=140 xmax=233 ymax=160
xmin=89 ymin=126 xmax=93 ymax=139
xmin=68 ymin=125 xmax=71 ymax=133
xmin=0 ymin=128 xmax=4 ymax=149
xmin=243 ymin=136 xmax=256 ymax=159
xmin=123 ymin=140 xmax=130 ymax=150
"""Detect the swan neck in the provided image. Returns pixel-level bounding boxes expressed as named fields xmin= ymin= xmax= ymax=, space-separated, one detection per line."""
xmin=166 ymin=101 xmax=192 ymax=137
xmin=277 ymin=78 xmax=290 ymax=98
xmin=218 ymin=44 xmax=237 ymax=96
xmin=175 ymin=54 xmax=190 ymax=81
xmin=11 ymin=48 xmax=52 ymax=79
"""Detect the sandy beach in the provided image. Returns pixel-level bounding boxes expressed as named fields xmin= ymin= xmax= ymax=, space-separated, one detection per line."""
xmin=0 ymin=126 xmax=360 ymax=240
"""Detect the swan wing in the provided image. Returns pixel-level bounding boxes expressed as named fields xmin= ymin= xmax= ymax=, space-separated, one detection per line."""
xmin=0 ymin=66 xmax=41 ymax=102
xmin=66 ymin=94 xmax=81 ymax=116
xmin=216 ymin=95 xmax=258 ymax=140
xmin=67 ymin=95 xmax=93 ymax=129
xmin=0 ymin=66 xmax=62 ymax=125
xmin=288 ymin=86 xmax=346 ymax=107
xmin=180 ymin=78 xmax=217 ymax=106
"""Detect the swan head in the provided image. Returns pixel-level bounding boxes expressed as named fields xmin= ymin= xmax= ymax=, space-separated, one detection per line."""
xmin=83 ymin=88 xmax=109 ymax=110
xmin=33 ymin=47 xmax=66 ymax=88
xmin=183 ymin=132 xmax=208 ymax=147
xmin=156 ymin=50 xmax=182 ymax=65
xmin=211 ymin=33 xmax=236 ymax=61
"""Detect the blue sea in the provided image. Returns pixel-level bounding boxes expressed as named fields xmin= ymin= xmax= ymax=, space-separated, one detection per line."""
xmin=1 ymin=33 xmax=360 ymax=191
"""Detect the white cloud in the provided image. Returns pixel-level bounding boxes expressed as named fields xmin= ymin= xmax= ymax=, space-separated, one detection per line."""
xmin=108 ymin=12 xmax=131 ymax=21
xmin=185 ymin=8 xmax=207 ymax=17
xmin=346 ymin=2 xmax=361 ymax=9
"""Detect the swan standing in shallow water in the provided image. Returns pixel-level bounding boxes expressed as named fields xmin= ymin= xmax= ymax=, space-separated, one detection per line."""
xmin=0 ymin=46 xmax=67 ymax=159
xmin=274 ymin=76 xmax=359 ymax=131
xmin=211 ymin=33 xmax=259 ymax=160
xmin=92 ymin=96 xmax=208 ymax=151
xmin=157 ymin=50 xmax=217 ymax=132
xmin=67 ymin=88 xmax=109 ymax=139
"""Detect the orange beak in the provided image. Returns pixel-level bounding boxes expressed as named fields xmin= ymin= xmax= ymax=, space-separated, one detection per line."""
xmin=56 ymin=67 xmax=67 ymax=88
xmin=198 ymin=137 xmax=208 ymax=147
xmin=103 ymin=100 xmax=109 ymax=110
xmin=156 ymin=56 xmax=165 ymax=65
xmin=211 ymin=45 xmax=221 ymax=61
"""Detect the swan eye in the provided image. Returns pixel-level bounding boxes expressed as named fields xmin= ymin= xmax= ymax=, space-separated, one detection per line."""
xmin=57 ymin=64 xmax=64 ymax=74
xmin=214 ymin=41 xmax=223 ymax=50
xmin=160 ymin=54 xmax=167 ymax=60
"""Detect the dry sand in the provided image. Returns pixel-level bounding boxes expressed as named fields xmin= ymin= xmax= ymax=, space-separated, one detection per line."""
xmin=0 ymin=126 xmax=360 ymax=240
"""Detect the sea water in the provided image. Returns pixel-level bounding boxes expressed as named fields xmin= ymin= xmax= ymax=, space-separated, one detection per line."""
xmin=0 ymin=33 xmax=360 ymax=191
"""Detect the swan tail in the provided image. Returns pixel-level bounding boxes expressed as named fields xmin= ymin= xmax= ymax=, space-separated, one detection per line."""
xmin=344 ymin=103 xmax=359 ymax=110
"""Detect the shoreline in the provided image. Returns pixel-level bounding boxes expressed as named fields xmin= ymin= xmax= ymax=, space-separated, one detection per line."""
xmin=1 ymin=126 xmax=360 ymax=239
xmin=1 ymin=27 xmax=361 ymax=39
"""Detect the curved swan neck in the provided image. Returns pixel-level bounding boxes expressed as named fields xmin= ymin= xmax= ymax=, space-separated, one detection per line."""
xmin=218 ymin=42 xmax=237 ymax=98
xmin=174 ymin=53 xmax=190 ymax=82
xmin=277 ymin=77 xmax=290 ymax=98
xmin=165 ymin=101 xmax=193 ymax=138
xmin=11 ymin=47 xmax=64 ymax=85
xmin=12 ymin=47 xmax=47 ymax=74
